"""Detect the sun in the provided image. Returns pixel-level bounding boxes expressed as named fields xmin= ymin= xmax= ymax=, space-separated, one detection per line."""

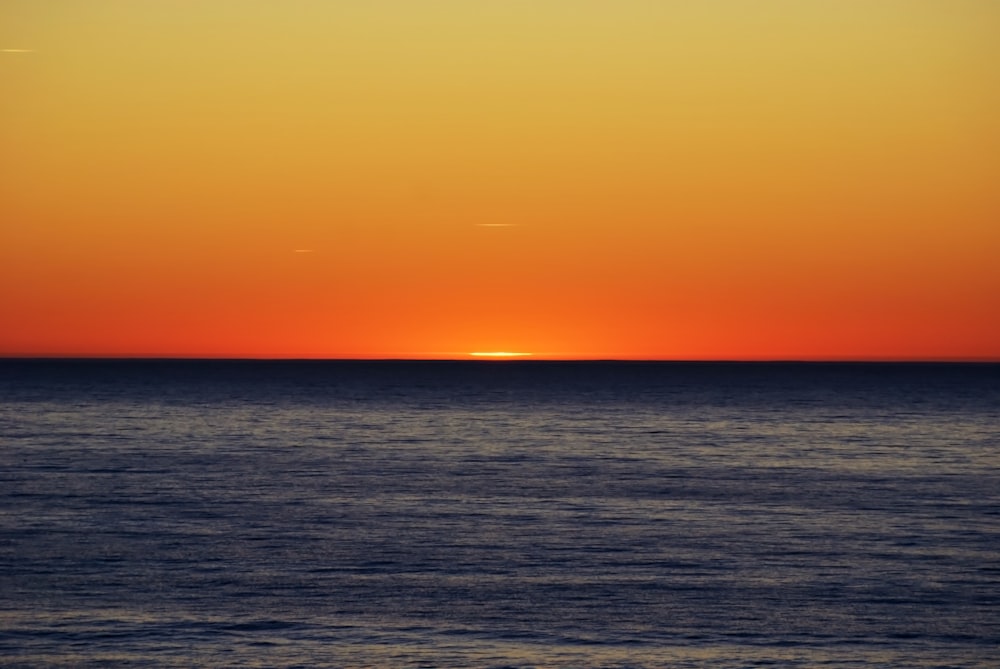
xmin=468 ymin=352 xmax=532 ymax=358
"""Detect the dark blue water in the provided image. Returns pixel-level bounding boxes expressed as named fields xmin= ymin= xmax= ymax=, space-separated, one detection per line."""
xmin=2 ymin=360 xmax=998 ymax=667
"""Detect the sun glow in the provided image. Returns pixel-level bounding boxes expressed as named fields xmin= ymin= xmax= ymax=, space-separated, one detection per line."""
xmin=469 ymin=352 xmax=532 ymax=358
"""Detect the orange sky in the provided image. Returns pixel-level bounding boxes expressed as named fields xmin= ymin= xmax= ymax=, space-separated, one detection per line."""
xmin=2 ymin=1 xmax=998 ymax=360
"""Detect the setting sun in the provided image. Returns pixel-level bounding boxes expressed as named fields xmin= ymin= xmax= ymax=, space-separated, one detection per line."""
xmin=469 ymin=352 xmax=533 ymax=359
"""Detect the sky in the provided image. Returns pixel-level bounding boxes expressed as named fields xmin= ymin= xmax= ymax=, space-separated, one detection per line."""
xmin=2 ymin=1 xmax=998 ymax=360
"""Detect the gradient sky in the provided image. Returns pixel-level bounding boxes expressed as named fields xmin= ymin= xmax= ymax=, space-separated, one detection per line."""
xmin=2 ymin=1 xmax=998 ymax=359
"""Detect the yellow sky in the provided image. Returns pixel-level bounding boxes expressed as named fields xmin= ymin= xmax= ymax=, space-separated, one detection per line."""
xmin=2 ymin=1 xmax=998 ymax=358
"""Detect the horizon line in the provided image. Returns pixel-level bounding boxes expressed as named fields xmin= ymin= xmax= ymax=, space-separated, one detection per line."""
xmin=2 ymin=355 xmax=998 ymax=364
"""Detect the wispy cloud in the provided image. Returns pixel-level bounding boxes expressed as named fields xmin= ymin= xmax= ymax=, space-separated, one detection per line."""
xmin=475 ymin=223 xmax=519 ymax=227
xmin=293 ymin=249 xmax=314 ymax=253
xmin=2 ymin=49 xmax=36 ymax=53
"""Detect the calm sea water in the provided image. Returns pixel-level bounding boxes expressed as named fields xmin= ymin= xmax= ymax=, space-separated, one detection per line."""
xmin=1 ymin=360 xmax=998 ymax=668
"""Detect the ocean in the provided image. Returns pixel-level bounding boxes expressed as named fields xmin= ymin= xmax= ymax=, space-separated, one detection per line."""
xmin=1 ymin=360 xmax=998 ymax=668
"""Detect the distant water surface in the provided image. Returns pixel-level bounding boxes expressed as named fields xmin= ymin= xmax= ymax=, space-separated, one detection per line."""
xmin=1 ymin=361 xmax=998 ymax=667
